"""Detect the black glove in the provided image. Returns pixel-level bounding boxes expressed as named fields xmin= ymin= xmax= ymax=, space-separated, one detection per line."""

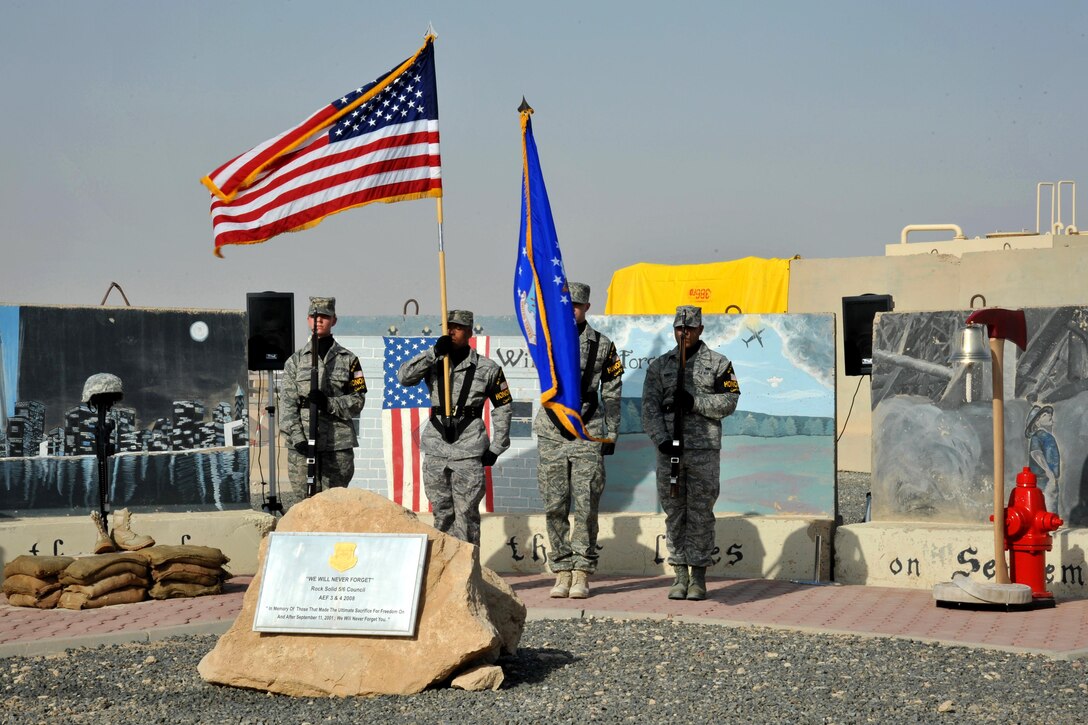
xmin=307 ymin=389 xmax=329 ymax=410
xmin=293 ymin=441 xmax=308 ymax=455
xmin=481 ymin=449 xmax=499 ymax=467
xmin=434 ymin=335 xmax=453 ymax=356
xmin=675 ymin=390 xmax=695 ymax=412
xmin=658 ymin=440 xmax=682 ymax=457
xmin=600 ymin=442 xmax=616 ymax=456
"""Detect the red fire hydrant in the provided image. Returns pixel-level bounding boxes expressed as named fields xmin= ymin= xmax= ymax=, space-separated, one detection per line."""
xmin=992 ymin=467 xmax=1063 ymax=598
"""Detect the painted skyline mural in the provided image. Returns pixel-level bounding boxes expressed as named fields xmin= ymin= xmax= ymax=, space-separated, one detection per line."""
xmin=0 ymin=305 xmax=250 ymax=512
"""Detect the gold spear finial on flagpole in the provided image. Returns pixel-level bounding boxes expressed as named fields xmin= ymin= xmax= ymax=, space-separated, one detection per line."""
xmin=518 ymin=97 xmax=534 ymax=115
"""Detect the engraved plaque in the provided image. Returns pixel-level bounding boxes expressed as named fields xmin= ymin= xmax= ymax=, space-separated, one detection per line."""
xmin=253 ymin=532 xmax=428 ymax=636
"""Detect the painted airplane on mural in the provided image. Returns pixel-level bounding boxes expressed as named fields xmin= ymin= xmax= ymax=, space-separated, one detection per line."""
xmin=742 ymin=328 xmax=765 ymax=348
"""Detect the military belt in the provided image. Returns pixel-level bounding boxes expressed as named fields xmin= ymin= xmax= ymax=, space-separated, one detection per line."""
xmin=429 ymin=406 xmax=482 ymax=443
xmin=431 ymin=405 xmax=482 ymax=420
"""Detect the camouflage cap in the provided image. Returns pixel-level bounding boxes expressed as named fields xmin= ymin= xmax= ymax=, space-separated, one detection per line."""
xmin=569 ymin=282 xmax=591 ymax=305
xmin=308 ymin=296 xmax=336 ymax=317
xmin=673 ymin=305 xmax=703 ymax=328
xmin=82 ymin=373 xmax=124 ymax=404
xmin=448 ymin=309 xmax=474 ymax=328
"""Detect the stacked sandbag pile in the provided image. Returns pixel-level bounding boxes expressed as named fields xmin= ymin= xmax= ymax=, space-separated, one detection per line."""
xmin=2 ymin=556 xmax=74 ymax=609
xmin=143 ymin=545 xmax=231 ymax=599
xmin=57 ymin=552 xmax=150 ymax=610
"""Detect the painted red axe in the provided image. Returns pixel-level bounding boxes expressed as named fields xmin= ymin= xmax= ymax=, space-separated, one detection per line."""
xmin=963 ymin=307 xmax=1027 ymax=584
xmin=965 ymin=308 xmax=1027 ymax=350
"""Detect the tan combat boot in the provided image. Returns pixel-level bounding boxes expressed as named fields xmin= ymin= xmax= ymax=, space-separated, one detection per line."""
xmin=668 ymin=565 xmax=689 ymax=600
xmin=89 ymin=510 xmax=117 ymax=554
xmin=111 ymin=508 xmax=155 ymax=551
xmin=568 ymin=570 xmax=590 ymax=599
xmin=549 ymin=571 xmax=572 ymax=598
xmin=687 ymin=566 xmax=707 ymax=601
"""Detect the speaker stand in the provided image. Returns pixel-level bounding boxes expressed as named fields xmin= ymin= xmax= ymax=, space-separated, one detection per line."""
xmin=261 ymin=370 xmax=285 ymax=516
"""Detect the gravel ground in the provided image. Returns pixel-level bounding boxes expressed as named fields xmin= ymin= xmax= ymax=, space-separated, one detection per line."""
xmin=3 ymin=621 xmax=1085 ymax=724
xmin=25 ymin=470 xmax=1071 ymax=725
xmin=837 ymin=471 xmax=870 ymax=525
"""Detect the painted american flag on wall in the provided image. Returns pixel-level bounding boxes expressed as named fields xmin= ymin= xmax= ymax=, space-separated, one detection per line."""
xmin=381 ymin=335 xmax=495 ymax=513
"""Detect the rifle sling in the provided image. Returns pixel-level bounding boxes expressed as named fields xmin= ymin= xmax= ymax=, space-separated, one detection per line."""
xmin=547 ymin=333 xmax=601 ymax=439
xmin=430 ymin=359 xmax=477 ymax=442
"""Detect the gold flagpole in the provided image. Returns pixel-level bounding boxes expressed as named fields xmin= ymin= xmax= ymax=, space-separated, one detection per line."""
xmin=436 ymin=197 xmax=452 ymax=418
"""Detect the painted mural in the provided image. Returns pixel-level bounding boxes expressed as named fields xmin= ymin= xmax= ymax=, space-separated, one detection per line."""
xmin=871 ymin=307 xmax=1088 ymax=526
xmin=592 ymin=313 xmax=836 ymax=516
xmin=0 ymin=305 xmax=250 ymax=512
xmin=342 ymin=312 xmax=836 ymax=518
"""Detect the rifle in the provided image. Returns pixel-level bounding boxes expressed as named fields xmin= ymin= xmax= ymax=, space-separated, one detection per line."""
xmin=669 ymin=331 xmax=687 ymax=498
xmin=93 ymin=405 xmax=115 ymax=523
xmin=305 ymin=318 xmax=321 ymax=498
xmin=87 ymin=387 xmax=122 ymax=524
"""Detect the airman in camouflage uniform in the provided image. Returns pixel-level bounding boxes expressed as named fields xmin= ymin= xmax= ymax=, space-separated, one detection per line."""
xmin=398 ymin=309 xmax=513 ymax=546
xmin=642 ymin=305 xmax=740 ymax=601
xmin=280 ymin=297 xmax=367 ymax=499
xmin=533 ymin=282 xmax=623 ymax=599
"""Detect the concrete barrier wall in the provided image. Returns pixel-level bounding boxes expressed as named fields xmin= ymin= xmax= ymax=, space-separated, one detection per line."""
xmin=870 ymin=306 xmax=1088 ymax=526
xmin=474 ymin=512 xmax=834 ymax=581
xmin=0 ymin=305 xmax=250 ymax=512
xmin=836 ymin=522 xmax=1088 ymax=599
xmin=791 ymin=239 xmax=1088 ymax=596
xmin=788 ymin=238 xmax=1088 ymax=473
xmin=0 ymin=510 xmax=275 ymax=575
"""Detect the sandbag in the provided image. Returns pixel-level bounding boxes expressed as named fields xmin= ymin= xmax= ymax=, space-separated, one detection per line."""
xmin=58 ymin=586 xmax=146 ymax=610
xmin=152 ymin=561 xmax=228 ymax=582
xmin=7 ymin=589 xmax=63 ymax=609
xmin=64 ymin=572 xmax=150 ymax=599
xmin=3 ymin=555 xmax=74 ymax=579
xmin=2 ymin=574 xmax=63 ymax=597
xmin=141 ymin=544 xmax=229 ymax=568
xmin=61 ymin=552 xmax=149 ymax=583
xmin=154 ymin=571 xmax=221 ymax=587
xmin=148 ymin=581 xmax=222 ymax=599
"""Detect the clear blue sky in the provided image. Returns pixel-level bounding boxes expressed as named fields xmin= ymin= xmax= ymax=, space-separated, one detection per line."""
xmin=2 ymin=1 xmax=1085 ymax=318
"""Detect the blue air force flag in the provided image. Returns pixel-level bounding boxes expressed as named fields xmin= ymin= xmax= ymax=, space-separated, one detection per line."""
xmin=513 ymin=109 xmax=591 ymax=440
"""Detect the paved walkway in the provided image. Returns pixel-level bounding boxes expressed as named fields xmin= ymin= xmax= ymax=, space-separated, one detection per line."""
xmin=4 ymin=574 xmax=1088 ymax=659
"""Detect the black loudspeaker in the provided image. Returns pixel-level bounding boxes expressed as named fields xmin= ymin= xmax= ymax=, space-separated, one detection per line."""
xmin=842 ymin=294 xmax=894 ymax=376
xmin=247 ymin=292 xmax=294 ymax=371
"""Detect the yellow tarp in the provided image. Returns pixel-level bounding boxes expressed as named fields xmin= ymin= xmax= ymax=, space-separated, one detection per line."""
xmin=604 ymin=256 xmax=794 ymax=315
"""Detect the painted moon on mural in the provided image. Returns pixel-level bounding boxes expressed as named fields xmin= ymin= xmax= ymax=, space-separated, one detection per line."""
xmin=190 ymin=321 xmax=209 ymax=342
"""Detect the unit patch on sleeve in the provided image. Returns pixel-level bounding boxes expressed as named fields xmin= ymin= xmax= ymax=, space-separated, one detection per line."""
xmin=490 ymin=369 xmax=512 ymax=407
xmin=716 ymin=362 xmax=740 ymax=394
xmin=346 ymin=358 xmax=368 ymax=394
xmin=602 ymin=344 xmax=624 ymax=381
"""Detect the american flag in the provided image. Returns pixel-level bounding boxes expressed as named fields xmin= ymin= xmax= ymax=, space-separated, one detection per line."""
xmin=381 ymin=335 xmax=495 ymax=513
xmin=204 ymin=36 xmax=442 ymax=257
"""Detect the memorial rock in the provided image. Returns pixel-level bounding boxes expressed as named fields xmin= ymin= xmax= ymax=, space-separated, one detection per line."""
xmin=197 ymin=488 xmax=526 ymax=697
